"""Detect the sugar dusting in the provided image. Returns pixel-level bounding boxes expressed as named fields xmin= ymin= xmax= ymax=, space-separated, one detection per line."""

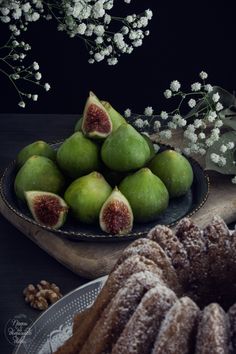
xmin=153 ymin=297 xmax=200 ymax=354
xmin=195 ymin=303 xmax=229 ymax=354
xmin=112 ymin=284 xmax=177 ymax=354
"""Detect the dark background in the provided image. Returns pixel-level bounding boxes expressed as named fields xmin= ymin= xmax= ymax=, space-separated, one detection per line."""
xmin=1 ymin=0 xmax=236 ymax=115
xmin=0 ymin=2 xmax=236 ymax=352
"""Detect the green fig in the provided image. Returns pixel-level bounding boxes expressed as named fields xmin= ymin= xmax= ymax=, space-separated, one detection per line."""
xmin=99 ymin=187 xmax=133 ymax=235
xmin=141 ymin=134 xmax=155 ymax=161
xmin=16 ymin=140 xmax=56 ymax=168
xmin=101 ymin=101 xmax=126 ymax=132
xmin=64 ymin=172 xmax=112 ymax=224
xmin=82 ymin=92 xmax=113 ymax=139
xmin=74 ymin=117 xmax=83 ymax=132
xmin=119 ymin=168 xmax=169 ymax=222
xmin=25 ymin=191 xmax=68 ymax=229
xmin=101 ymin=123 xmax=150 ymax=172
xmin=148 ymin=150 xmax=193 ymax=198
xmin=57 ymin=132 xmax=100 ymax=179
xmin=14 ymin=156 xmax=65 ymax=201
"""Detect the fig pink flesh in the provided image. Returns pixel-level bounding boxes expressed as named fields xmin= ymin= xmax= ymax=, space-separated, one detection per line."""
xmin=33 ymin=195 xmax=66 ymax=226
xmin=101 ymin=200 xmax=131 ymax=234
xmin=84 ymin=104 xmax=112 ymax=134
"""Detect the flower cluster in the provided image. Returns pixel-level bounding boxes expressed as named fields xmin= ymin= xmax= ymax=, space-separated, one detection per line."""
xmin=57 ymin=0 xmax=153 ymax=65
xmin=0 ymin=0 xmax=152 ymax=107
xmin=126 ymin=71 xmax=236 ymax=183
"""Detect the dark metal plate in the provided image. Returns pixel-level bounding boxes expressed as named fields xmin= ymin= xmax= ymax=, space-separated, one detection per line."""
xmin=0 ymin=142 xmax=209 ymax=241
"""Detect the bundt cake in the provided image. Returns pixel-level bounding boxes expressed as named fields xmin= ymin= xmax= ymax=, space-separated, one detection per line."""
xmin=55 ymin=216 xmax=236 ymax=354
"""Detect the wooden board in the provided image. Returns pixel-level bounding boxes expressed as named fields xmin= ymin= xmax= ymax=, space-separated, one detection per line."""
xmin=1 ymin=132 xmax=236 ymax=279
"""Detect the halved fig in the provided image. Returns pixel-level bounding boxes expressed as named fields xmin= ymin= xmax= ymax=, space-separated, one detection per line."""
xmin=25 ymin=191 xmax=69 ymax=229
xmin=99 ymin=187 xmax=133 ymax=235
xmin=82 ymin=92 xmax=113 ymax=139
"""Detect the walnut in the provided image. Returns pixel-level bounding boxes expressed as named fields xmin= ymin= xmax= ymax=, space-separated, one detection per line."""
xmin=23 ymin=280 xmax=63 ymax=311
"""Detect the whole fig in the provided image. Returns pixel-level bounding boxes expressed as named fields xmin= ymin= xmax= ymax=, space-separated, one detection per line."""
xmin=57 ymin=132 xmax=100 ymax=179
xmin=148 ymin=149 xmax=193 ymax=198
xmin=100 ymin=101 xmax=126 ymax=132
xmin=14 ymin=155 xmax=65 ymax=201
xmin=119 ymin=168 xmax=169 ymax=222
xmin=64 ymin=172 xmax=112 ymax=224
xmin=101 ymin=123 xmax=150 ymax=172
xmin=16 ymin=140 xmax=56 ymax=168
xmin=141 ymin=134 xmax=155 ymax=161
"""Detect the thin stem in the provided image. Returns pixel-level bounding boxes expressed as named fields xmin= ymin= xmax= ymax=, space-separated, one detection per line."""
xmin=0 ymin=67 xmax=23 ymax=101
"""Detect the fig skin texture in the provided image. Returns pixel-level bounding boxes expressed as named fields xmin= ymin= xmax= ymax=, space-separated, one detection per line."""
xmin=141 ymin=134 xmax=155 ymax=161
xmin=100 ymin=101 xmax=126 ymax=132
xmin=74 ymin=117 xmax=83 ymax=132
xmin=101 ymin=123 xmax=150 ymax=172
xmin=14 ymin=155 xmax=65 ymax=201
xmin=119 ymin=168 xmax=169 ymax=223
xmin=16 ymin=140 xmax=56 ymax=168
xmin=148 ymin=149 xmax=194 ymax=198
xmin=64 ymin=171 xmax=112 ymax=224
xmin=25 ymin=191 xmax=68 ymax=229
xmin=57 ymin=132 xmax=100 ymax=179
xmin=99 ymin=187 xmax=133 ymax=235
xmin=82 ymin=92 xmax=113 ymax=139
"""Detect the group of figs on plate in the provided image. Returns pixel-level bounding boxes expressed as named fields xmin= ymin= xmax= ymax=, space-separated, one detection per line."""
xmin=13 ymin=92 xmax=194 ymax=235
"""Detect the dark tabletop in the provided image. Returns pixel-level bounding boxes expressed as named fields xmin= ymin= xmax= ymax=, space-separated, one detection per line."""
xmin=0 ymin=114 xmax=88 ymax=354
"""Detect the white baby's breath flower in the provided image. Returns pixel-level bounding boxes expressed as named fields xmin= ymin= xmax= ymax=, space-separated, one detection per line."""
xmin=216 ymin=102 xmax=223 ymax=111
xmin=198 ymin=132 xmax=206 ymax=140
xmin=153 ymin=144 xmax=160 ymax=153
xmin=164 ymin=89 xmax=172 ymax=99
xmin=144 ymin=106 xmax=153 ymax=116
xmin=183 ymin=147 xmax=191 ymax=156
xmin=153 ymin=120 xmax=161 ymax=132
xmin=204 ymin=84 xmax=213 ymax=92
xmin=207 ymin=111 xmax=217 ymax=123
xmin=227 ymin=142 xmax=235 ymax=150
xmin=124 ymin=108 xmax=131 ymax=118
xmin=18 ymin=101 xmax=25 ymax=108
xmin=159 ymin=129 xmax=172 ymax=139
xmin=134 ymin=118 xmax=144 ymax=128
xmin=167 ymin=121 xmax=177 ymax=130
xmin=193 ymin=119 xmax=202 ymax=128
xmin=44 ymin=83 xmax=51 ymax=91
xmin=32 ymin=94 xmax=38 ymax=101
xmin=199 ymin=71 xmax=208 ymax=80
xmin=232 ymin=176 xmax=236 ymax=184
xmin=211 ymin=153 xmax=220 ymax=163
xmin=218 ymin=156 xmax=226 ymax=166
xmin=143 ymin=120 xmax=150 ymax=127
xmin=188 ymin=98 xmax=196 ymax=108
xmin=35 ymin=72 xmax=42 ymax=80
xmin=220 ymin=144 xmax=227 ymax=153
xmin=160 ymin=111 xmax=168 ymax=120
xmin=33 ymin=62 xmax=39 ymax=70
xmin=191 ymin=82 xmax=201 ymax=92
xmin=170 ymin=80 xmax=181 ymax=92
xmin=212 ymin=92 xmax=220 ymax=103
xmin=214 ymin=119 xmax=223 ymax=128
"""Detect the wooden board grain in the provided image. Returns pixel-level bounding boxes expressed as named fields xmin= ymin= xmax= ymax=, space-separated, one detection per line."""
xmin=1 ymin=171 xmax=236 ymax=279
